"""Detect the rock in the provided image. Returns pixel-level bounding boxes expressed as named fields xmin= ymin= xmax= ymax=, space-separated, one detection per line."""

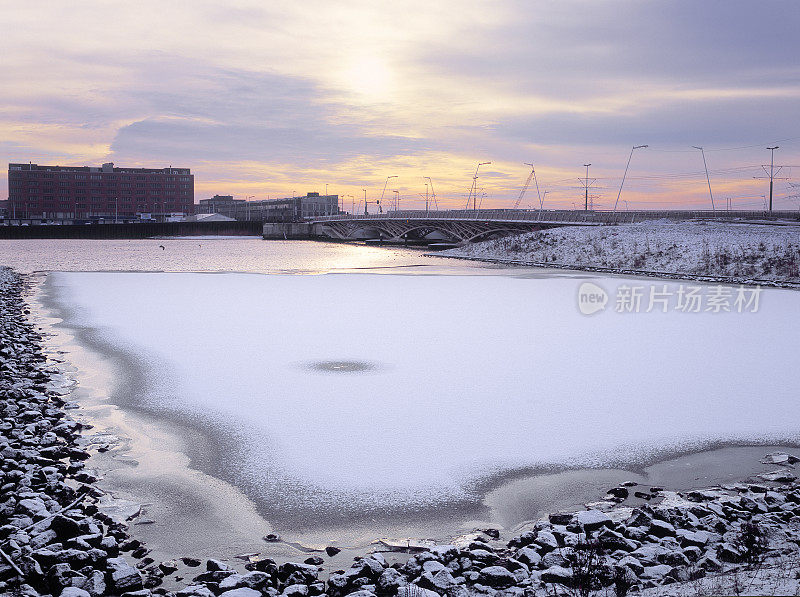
xmin=759 ymin=470 xmax=797 ymax=483
xmin=675 ymin=529 xmax=710 ymax=548
xmin=158 ymin=560 xmax=179 ymax=575
xmin=175 ymin=586 xmax=216 ymax=597
xmin=483 ymin=528 xmax=500 ymax=539
xmin=397 ymin=587 xmax=439 ymax=597
xmin=479 ymin=566 xmax=516 ymax=588
xmin=377 ymin=568 xmax=407 ymax=593
xmin=617 ymin=556 xmax=643 ymax=576
xmin=575 ymin=510 xmax=612 ymax=532
xmin=207 ymin=558 xmax=233 ymax=571
xmin=280 ymin=587 xmax=308 ymax=597
xmin=304 ymin=556 xmax=324 ymax=566
xmin=534 ymin=530 xmax=559 ymax=552
xmin=549 ymin=512 xmax=574 ymax=526
xmin=648 ymin=519 xmax=676 ymax=538
xmin=596 ymin=528 xmax=637 ymax=552
xmin=107 ymin=557 xmax=144 ymax=593
xmin=181 ymin=557 xmax=202 ymax=567
xmin=626 ymin=508 xmax=653 ymax=527
xmin=540 ymin=565 xmax=573 ymax=586
xmin=264 ymin=533 xmax=281 ymax=542
xmin=762 ymin=452 xmax=800 ymax=465
xmin=514 ymin=547 xmax=541 ymax=567
xmin=698 ymin=554 xmax=723 ymax=572
xmin=717 ymin=542 xmax=742 ymax=563
xmin=325 ymin=546 xmax=341 ymax=557
xmin=607 ymin=487 xmax=629 ymax=500
xmin=50 ymin=514 xmax=81 ymax=539
xmin=641 ymin=564 xmax=672 ymax=579
xmin=60 ymin=589 xmax=91 ymax=597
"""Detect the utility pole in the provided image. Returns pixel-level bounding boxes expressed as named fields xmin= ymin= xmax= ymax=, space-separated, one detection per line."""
xmin=767 ymin=146 xmax=778 ymax=212
xmin=393 ymin=190 xmax=400 ymax=211
xmin=753 ymin=146 xmax=786 ymax=213
xmin=580 ymin=164 xmax=594 ymax=211
xmin=691 ymin=146 xmax=715 ymax=212
xmin=363 ymin=188 xmax=367 ymax=215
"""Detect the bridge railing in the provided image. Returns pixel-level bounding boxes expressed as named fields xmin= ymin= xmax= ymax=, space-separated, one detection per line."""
xmin=312 ymin=209 xmax=799 ymax=224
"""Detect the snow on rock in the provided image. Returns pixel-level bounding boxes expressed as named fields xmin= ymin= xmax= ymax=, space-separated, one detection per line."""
xmin=443 ymin=220 xmax=800 ymax=283
xmin=48 ymin=271 xmax=800 ymax=516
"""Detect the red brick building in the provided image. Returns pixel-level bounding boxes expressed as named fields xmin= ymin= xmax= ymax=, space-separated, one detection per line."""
xmin=7 ymin=162 xmax=194 ymax=220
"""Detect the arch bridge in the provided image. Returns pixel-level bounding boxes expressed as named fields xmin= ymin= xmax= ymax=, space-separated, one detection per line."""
xmin=308 ymin=209 xmax=605 ymax=243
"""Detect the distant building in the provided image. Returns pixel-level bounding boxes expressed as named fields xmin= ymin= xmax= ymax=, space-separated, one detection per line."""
xmin=197 ymin=192 xmax=339 ymax=222
xmin=196 ymin=195 xmax=244 ymax=216
xmin=7 ymin=162 xmax=194 ymax=220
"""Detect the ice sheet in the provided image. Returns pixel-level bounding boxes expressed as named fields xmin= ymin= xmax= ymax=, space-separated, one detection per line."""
xmin=49 ymin=271 xmax=800 ymax=514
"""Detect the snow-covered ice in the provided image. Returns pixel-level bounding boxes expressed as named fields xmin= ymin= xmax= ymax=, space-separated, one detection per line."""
xmin=48 ymin=271 xmax=800 ymax=516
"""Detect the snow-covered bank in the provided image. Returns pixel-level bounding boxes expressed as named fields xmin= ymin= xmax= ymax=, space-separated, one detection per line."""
xmin=47 ymin=271 xmax=800 ymax=526
xmin=441 ymin=221 xmax=800 ymax=285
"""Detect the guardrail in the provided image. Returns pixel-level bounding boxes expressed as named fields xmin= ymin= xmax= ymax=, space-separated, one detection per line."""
xmin=309 ymin=209 xmax=800 ymax=224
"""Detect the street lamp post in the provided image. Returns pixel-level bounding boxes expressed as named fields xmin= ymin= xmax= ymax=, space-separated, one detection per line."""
xmin=613 ymin=145 xmax=648 ymax=212
xmin=379 ymin=176 xmax=397 ymax=213
xmin=468 ymin=162 xmax=491 ymax=211
xmin=691 ymin=146 xmax=715 ymax=212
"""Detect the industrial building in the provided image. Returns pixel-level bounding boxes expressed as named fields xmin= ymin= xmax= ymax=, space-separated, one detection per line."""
xmin=197 ymin=192 xmax=340 ymax=222
xmin=7 ymin=162 xmax=194 ymax=221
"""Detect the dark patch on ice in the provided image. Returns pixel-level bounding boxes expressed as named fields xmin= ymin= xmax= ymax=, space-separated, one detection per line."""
xmin=305 ymin=360 xmax=377 ymax=373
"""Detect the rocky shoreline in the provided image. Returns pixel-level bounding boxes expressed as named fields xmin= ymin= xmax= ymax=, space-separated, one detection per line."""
xmin=3 ymin=266 xmax=800 ymax=597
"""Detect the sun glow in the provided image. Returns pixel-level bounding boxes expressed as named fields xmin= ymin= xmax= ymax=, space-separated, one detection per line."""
xmin=340 ymin=56 xmax=395 ymax=102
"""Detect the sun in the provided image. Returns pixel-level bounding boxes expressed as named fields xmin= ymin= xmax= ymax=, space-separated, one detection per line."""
xmin=340 ymin=56 xmax=395 ymax=102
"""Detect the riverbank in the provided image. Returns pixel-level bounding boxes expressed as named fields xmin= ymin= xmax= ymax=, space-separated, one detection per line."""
xmin=437 ymin=220 xmax=800 ymax=287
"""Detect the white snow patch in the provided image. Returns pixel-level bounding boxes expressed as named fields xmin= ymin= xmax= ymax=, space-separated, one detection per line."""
xmin=445 ymin=220 xmax=800 ymax=282
xmin=49 ymin=271 xmax=800 ymax=512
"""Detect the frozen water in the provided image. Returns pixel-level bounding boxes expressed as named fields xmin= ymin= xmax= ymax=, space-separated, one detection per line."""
xmin=48 ymin=271 xmax=800 ymax=518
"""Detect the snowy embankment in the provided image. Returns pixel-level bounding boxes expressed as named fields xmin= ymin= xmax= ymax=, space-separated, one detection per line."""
xmin=441 ymin=221 xmax=800 ymax=285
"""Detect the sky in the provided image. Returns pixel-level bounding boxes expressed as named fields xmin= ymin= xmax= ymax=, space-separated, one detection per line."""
xmin=2 ymin=0 xmax=799 ymax=211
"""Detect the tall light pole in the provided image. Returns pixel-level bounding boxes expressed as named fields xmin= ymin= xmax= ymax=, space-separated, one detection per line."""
xmin=379 ymin=175 xmax=397 ymax=213
xmin=392 ymin=190 xmax=400 ymax=211
xmin=691 ymin=146 xmax=715 ymax=212
xmin=424 ymin=176 xmax=436 ymax=213
xmin=362 ymin=188 xmax=367 ymax=215
xmin=467 ymin=162 xmax=491 ymax=211
xmin=613 ymin=145 xmax=648 ymax=212
xmin=767 ymin=146 xmax=779 ymax=212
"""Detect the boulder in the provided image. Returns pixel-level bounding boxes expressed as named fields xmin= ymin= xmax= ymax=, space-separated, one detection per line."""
xmin=540 ymin=565 xmax=573 ymax=586
xmin=107 ymin=557 xmax=143 ymax=593
xmin=397 ymin=586 xmax=439 ymax=597
xmin=575 ymin=510 xmax=612 ymax=532
xmin=648 ymin=520 xmax=676 ymax=538
xmin=60 ymin=589 xmax=91 ymax=597
xmin=478 ymin=566 xmax=516 ymax=588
